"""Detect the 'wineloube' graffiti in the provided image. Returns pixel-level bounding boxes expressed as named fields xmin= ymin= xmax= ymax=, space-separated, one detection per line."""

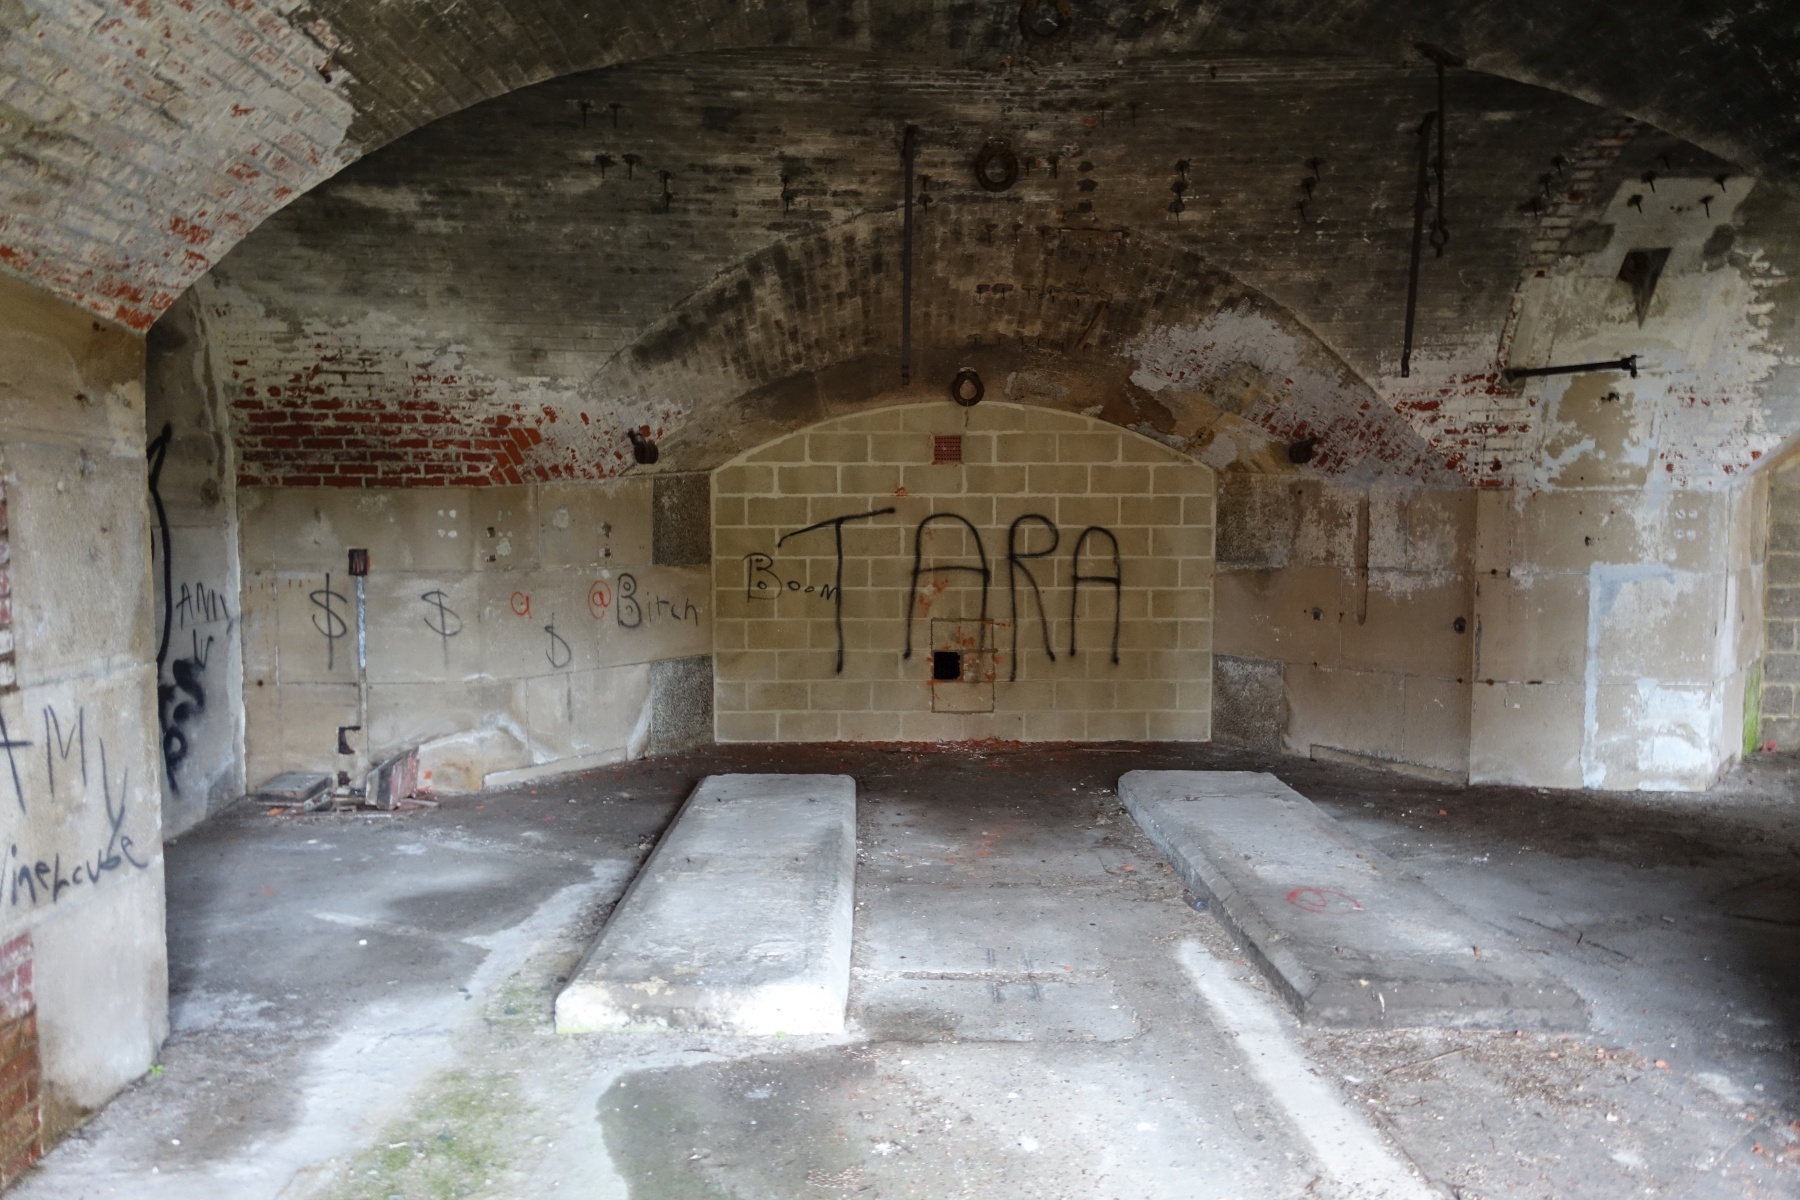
xmin=1 ymin=703 xmax=152 ymax=909
xmin=745 ymin=509 xmax=1124 ymax=675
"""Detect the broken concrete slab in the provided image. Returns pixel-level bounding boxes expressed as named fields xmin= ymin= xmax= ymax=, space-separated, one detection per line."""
xmin=1119 ymin=770 xmax=1587 ymax=1031
xmin=253 ymin=772 xmax=331 ymax=810
xmin=555 ymin=774 xmax=855 ymax=1035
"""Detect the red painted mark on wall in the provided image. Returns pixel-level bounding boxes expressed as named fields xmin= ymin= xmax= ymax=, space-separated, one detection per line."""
xmin=587 ymin=580 xmax=612 ymax=618
xmin=509 ymin=591 xmax=532 ymax=618
xmin=1285 ymin=887 xmax=1364 ymax=915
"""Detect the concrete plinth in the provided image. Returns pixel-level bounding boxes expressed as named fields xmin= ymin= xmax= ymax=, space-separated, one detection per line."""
xmin=1119 ymin=770 xmax=1587 ymax=1031
xmin=555 ymin=774 xmax=855 ymax=1035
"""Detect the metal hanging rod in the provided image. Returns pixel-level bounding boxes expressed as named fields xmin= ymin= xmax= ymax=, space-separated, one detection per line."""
xmin=1501 ymin=355 xmax=1639 ymax=382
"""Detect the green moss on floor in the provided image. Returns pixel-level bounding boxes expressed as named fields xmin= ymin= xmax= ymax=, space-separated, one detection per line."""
xmin=318 ymin=1067 xmax=518 ymax=1200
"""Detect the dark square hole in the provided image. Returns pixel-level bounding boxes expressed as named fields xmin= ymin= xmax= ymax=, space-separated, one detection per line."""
xmin=932 ymin=650 xmax=963 ymax=682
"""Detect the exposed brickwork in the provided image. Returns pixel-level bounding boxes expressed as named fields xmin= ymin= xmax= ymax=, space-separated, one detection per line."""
xmin=6 ymin=0 xmax=1800 ymax=335
xmin=0 ymin=0 xmax=354 ymax=330
xmin=1381 ymin=116 xmax=1645 ymax=488
xmin=190 ymin=55 xmax=1782 ymax=496
xmin=231 ymin=373 xmax=668 ymax=487
xmin=0 ymin=933 xmax=42 ymax=1189
xmin=220 ymin=205 xmax=1460 ymax=487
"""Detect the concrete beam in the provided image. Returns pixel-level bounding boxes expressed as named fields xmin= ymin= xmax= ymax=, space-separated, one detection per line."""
xmin=1120 ymin=770 xmax=1587 ymax=1030
xmin=555 ymin=774 xmax=855 ymax=1035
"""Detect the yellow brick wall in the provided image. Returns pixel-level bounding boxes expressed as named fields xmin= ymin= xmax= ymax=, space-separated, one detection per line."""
xmin=711 ymin=402 xmax=1215 ymax=742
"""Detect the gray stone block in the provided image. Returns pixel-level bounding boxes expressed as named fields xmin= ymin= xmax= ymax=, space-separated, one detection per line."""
xmin=1759 ymin=715 xmax=1800 ymax=751
xmin=1119 ymin=770 xmax=1587 ymax=1031
xmin=648 ymin=654 xmax=714 ymax=755
xmin=1764 ymin=652 xmax=1800 ymax=683
xmin=653 ymin=473 xmax=712 ymax=566
xmin=1211 ymin=655 xmax=1286 ymax=751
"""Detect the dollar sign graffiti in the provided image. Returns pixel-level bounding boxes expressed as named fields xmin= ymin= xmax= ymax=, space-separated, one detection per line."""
xmin=545 ymin=614 xmax=572 ymax=670
xmin=309 ymin=573 xmax=349 ymax=671
xmin=421 ymin=589 xmax=463 ymax=647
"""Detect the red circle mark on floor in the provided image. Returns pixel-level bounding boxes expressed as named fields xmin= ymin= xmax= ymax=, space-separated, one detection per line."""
xmin=1286 ymin=887 xmax=1364 ymax=914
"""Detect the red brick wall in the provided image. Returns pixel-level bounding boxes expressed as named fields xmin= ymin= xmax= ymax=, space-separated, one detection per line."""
xmin=230 ymin=385 xmax=653 ymax=488
xmin=0 ymin=933 xmax=42 ymax=1188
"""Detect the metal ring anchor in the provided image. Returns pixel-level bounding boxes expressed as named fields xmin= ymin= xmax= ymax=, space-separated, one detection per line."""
xmin=950 ymin=369 xmax=985 ymax=407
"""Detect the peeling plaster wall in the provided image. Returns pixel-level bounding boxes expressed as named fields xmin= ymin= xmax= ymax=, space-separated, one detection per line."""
xmin=1214 ymin=476 xmax=1475 ymax=779
xmin=238 ymin=478 xmax=709 ymax=792
xmin=1470 ymin=484 xmax=1761 ymax=791
xmin=0 ymin=273 xmax=168 ymax=1141
xmin=1457 ymin=167 xmax=1779 ymax=790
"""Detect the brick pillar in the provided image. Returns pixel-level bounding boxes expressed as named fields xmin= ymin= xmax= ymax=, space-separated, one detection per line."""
xmin=0 ymin=933 xmax=42 ymax=1187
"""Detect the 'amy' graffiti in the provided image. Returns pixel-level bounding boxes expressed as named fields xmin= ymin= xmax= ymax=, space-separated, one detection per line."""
xmin=744 ymin=510 xmax=1122 ymax=676
xmin=148 ymin=424 xmax=236 ymax=794
xmin=0 ymin=703 xmax=152 ymax=909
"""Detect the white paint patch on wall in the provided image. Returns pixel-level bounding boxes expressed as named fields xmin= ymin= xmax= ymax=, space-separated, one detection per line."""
xmin=1124 ymin=307 xmax=1457 ymax=485
xmin=1522 ymin=178 xmax=1786 ymax=493
xmin=1582 ymin=562 xmax=1723 ymax=789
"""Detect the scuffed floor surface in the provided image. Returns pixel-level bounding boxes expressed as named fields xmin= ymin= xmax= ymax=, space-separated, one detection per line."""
xmin=14 ymin=743 xmax=1800 ymax=1199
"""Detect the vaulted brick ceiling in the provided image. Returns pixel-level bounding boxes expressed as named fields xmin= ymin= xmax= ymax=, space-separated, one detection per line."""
xmin=2 ymin=0 xmax=1798 ymax=332
xmin=175 ymin=51 xmax=1792 ymax=490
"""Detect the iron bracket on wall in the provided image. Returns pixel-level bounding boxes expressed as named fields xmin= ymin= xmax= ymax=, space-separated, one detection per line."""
xmin=1415 ymin=42 xmax=1462 ymax=255
xmin=901 ymin=125 xmax=919 ymax=386
xmin=1501 ymin=355 xmax=1639 ymax=382
xmin=1400 ymin=111 xmax=1437 ymax=378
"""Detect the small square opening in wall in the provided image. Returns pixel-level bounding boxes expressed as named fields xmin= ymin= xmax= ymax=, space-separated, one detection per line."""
xmin=932 ymin=650 xmax=964 ymax=681
xmin=932 ymin=435 xmax=963 ymax=465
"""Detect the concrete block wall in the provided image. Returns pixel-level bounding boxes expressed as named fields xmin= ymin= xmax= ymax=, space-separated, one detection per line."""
xmin=239 ymin=477 xmax=711 ymax=791
xmin=0 ymin=273 xmax=169 ymax=1139
xmin=1760 ymin=459 xmax=1800 ymax=749
xmin=712 ymin=402 xmax=1214 ymax=743
xmin=1214 ymin=477 xmax=1475 ymax=778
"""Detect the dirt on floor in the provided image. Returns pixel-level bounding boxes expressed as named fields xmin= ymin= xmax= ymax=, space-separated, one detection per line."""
xmin=14 ymin=742 xmax=1800 ymax=1199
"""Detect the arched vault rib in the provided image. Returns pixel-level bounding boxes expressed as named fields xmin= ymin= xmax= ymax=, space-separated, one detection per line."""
xmin=220 ymin=207 xmax=1463 ymax=487
xmin=4 ymin=0 xmax=1800 ymax=332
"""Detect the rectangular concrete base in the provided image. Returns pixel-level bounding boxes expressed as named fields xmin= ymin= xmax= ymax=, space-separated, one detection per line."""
xmin=555 ymin=774 xmax=856 ymax=1035
xmin=1119 ymin=770 xmax=1587 ymax=1031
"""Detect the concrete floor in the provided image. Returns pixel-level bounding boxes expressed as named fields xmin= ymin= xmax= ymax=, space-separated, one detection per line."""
xmin=14 ymin=743 xmax=1800 ymax=1198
